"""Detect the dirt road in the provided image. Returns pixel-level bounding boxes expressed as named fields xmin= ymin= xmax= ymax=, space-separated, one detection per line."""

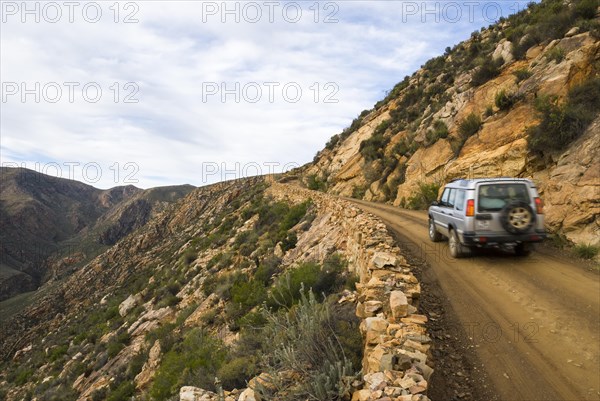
xmin=350 ymin=199 xmax=600 ymax=401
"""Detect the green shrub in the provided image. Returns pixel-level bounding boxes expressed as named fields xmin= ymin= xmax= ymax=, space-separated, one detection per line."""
xmin=257 ymin=291 xmax=360 ymax=401
xmin=471 ymin=56 xmax=503 ymax=87
xmin=280 ymin=231 xmax=298 ymax=252
xmin=325 ymin=134 xmax=340 ymax=150
xmin=150 ymin=329 xmax=226 ymax=400
xmin=13 ymin=368 xmax=34 ymax=386
xmin=269 ymin=262 xmax=321 ymax=308
xmin=208 ymin=271 xmax=246 ymax=300
xmin=406 ymin=182 xmax=441 ymax=210
xmin=580 ymin=19 xmax=600 ymax=39
xmin=145 ymin=322 xmax=177 ymax=353
xmin=574 ymin=244 xmax=599 ymax=259
xmin=234 ymin=230 xmax=258 ymax=248
xmin=90 ymin=387 xmax=107 ymax=401
xmin=546 ymin=46 xmax=565 ymax=63
xmin=359 ymin=120 xmax=392 ymax=162
xmin=340 ymin=109 xmax=370 ymax=138
xmin=425 ymin=120 xmax=449 ymax=146
xmin=351 ymin=184 xmax=368 ymax=199
xmin=235 ymin=230 xmax=259 ymax=256
xmin=107 ymin=381 xmax=134 ymax=401
xmin=156 ymin=293 xmax=180 ymax=309
xmin=574 ymin=0 xmax=599 ymax=19
xmin=458 ymin=113 xmax=482 ymax=137
xmin=199 ymin=310 xmax=217 ymax=325
xmin=527 ymin=78 xmax=600 ymax=154
xmin=512 ymin=34 xmax=538 ymax=60
xmin=255 ymin=257 xmax=281 ymax=285
xmin=330 ymin=302 xmax=363 ymax=370
xmin=206 ymin=253 xmax=224 ymax=271
xmin=393 ymin=140 xmax=409 ymax=156
xmin=106 ymin=331 xmax=130 ymax=359
xmin=485 ymin=105 xmax=494 ymax=117
xmin=182 ymin=249 xmax=197 ymax=265
xmin=127 ymin=351 xmax=147 ymax=379
xmin=217 ymin=356 xmax=258 ymax=390
xmin=237 ymin=310 xmax=268 ymax=329
xmin=107 ymin=341 xmax=124 ymax=359
xmin=495 ymin=90 xmax=517 ymax=111
xmin=48 ymin=345 xmax=68 ymax=362
xmin=359 ymin=134 xmax=387 ymax=162
xmin=307 ymin=174 xmax=327 ymax=192
xmin=230 ymin=279 xmax=267 ymax=316
xmin=104 ymin=305 xmax=119 ymax=321
xmin=269 ymin=256 xmax=346 ymax=309
xmin=281 ymin=201 xmax=311 ymax=232
xmin=513 ymin=68 xmax=532 ymax=83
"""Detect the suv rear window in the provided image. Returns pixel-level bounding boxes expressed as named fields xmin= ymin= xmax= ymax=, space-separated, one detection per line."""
xmin=477 ymin=183 xmax=530 ymax=212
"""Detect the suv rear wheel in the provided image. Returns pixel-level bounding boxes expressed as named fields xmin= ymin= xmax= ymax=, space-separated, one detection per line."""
xmin=429 ymin=218 xmax=442 ymax=242
xmin=449 ymin=228 xmax=470 ymax=258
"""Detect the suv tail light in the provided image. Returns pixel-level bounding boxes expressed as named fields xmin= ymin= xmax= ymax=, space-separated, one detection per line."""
xmin=535 ymin=197 xmax=544 ymax=214
xmin=466 ymin=199 xmax=475 ymax=216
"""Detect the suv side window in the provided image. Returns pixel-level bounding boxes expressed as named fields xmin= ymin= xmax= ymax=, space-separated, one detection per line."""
xmin=447 ymin=189 xmax=456 ymax=208
xmin=455 ymin=189 xmax=465 ymax=211
xmin=440 ymin=188 xmax=450 ymax=206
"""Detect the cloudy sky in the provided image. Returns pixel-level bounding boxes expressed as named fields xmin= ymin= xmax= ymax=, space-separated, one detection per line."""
xmin=1 ymin=0 xmax=530 ymax=189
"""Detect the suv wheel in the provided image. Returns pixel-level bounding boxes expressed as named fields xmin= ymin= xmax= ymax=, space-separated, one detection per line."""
xmin=449 ymin=229 xmax=469 ymax=258
xmin=500 ymin=201 xmax=535 ymax=234
xmin=515 ymin=242 xmax=533 ymax=257
xmin=429 ymin=218 xmax=442 ymax=242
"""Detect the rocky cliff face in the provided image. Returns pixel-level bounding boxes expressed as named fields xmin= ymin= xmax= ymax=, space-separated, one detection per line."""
xmin=305 ymin=2 xmax=600 ymax=245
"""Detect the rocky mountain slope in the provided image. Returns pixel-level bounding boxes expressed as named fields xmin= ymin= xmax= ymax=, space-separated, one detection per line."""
xmin=304 ymin=0 xmax=600 ymax=245
xmin=0 ymin=175 xmax=438 ymax=401
xmin=0 ymin=167 xmax=194 ymax=301
xmin=2 ymin=2 xmax=599 ymax=400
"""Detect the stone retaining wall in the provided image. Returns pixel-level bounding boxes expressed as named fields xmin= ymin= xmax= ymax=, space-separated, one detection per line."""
xmin=267 ymin=183 xmax=434 ymax=401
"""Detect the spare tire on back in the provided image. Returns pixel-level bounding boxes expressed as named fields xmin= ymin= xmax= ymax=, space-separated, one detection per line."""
xmin=500 ymin=201 xmax=535 ymax=234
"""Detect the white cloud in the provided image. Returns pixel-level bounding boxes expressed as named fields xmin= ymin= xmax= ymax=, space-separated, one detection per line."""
xmin=0 ymin=0 xmax=529 ymax=189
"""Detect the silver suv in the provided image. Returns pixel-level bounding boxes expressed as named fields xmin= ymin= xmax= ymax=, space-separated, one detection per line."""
xmin=428 ymin=178 xmax=546 ymax=257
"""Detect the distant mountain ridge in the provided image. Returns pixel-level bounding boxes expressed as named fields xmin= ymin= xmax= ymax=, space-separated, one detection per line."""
xmin=0 ymin=167 xmax=194 ymax=300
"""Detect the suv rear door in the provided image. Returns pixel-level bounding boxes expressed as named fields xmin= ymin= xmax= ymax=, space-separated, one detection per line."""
xmin=475 ymin=181 xmax=533 ymax=233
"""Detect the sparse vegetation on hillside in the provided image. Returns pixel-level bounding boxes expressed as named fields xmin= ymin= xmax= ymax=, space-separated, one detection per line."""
xmin=311 ymin=0 xmax=599 ymax=208
xmin=527 ymin=77 xmax=600 ymax=155
xmin=507 ymin=0 xmax=600 ymax=60
xmin=1 ymin=180 xmax=353 ymax=400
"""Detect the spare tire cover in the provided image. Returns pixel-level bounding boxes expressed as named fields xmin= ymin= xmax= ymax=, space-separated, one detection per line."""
xmin=500 ymin=201 xmax=536 ymax=234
